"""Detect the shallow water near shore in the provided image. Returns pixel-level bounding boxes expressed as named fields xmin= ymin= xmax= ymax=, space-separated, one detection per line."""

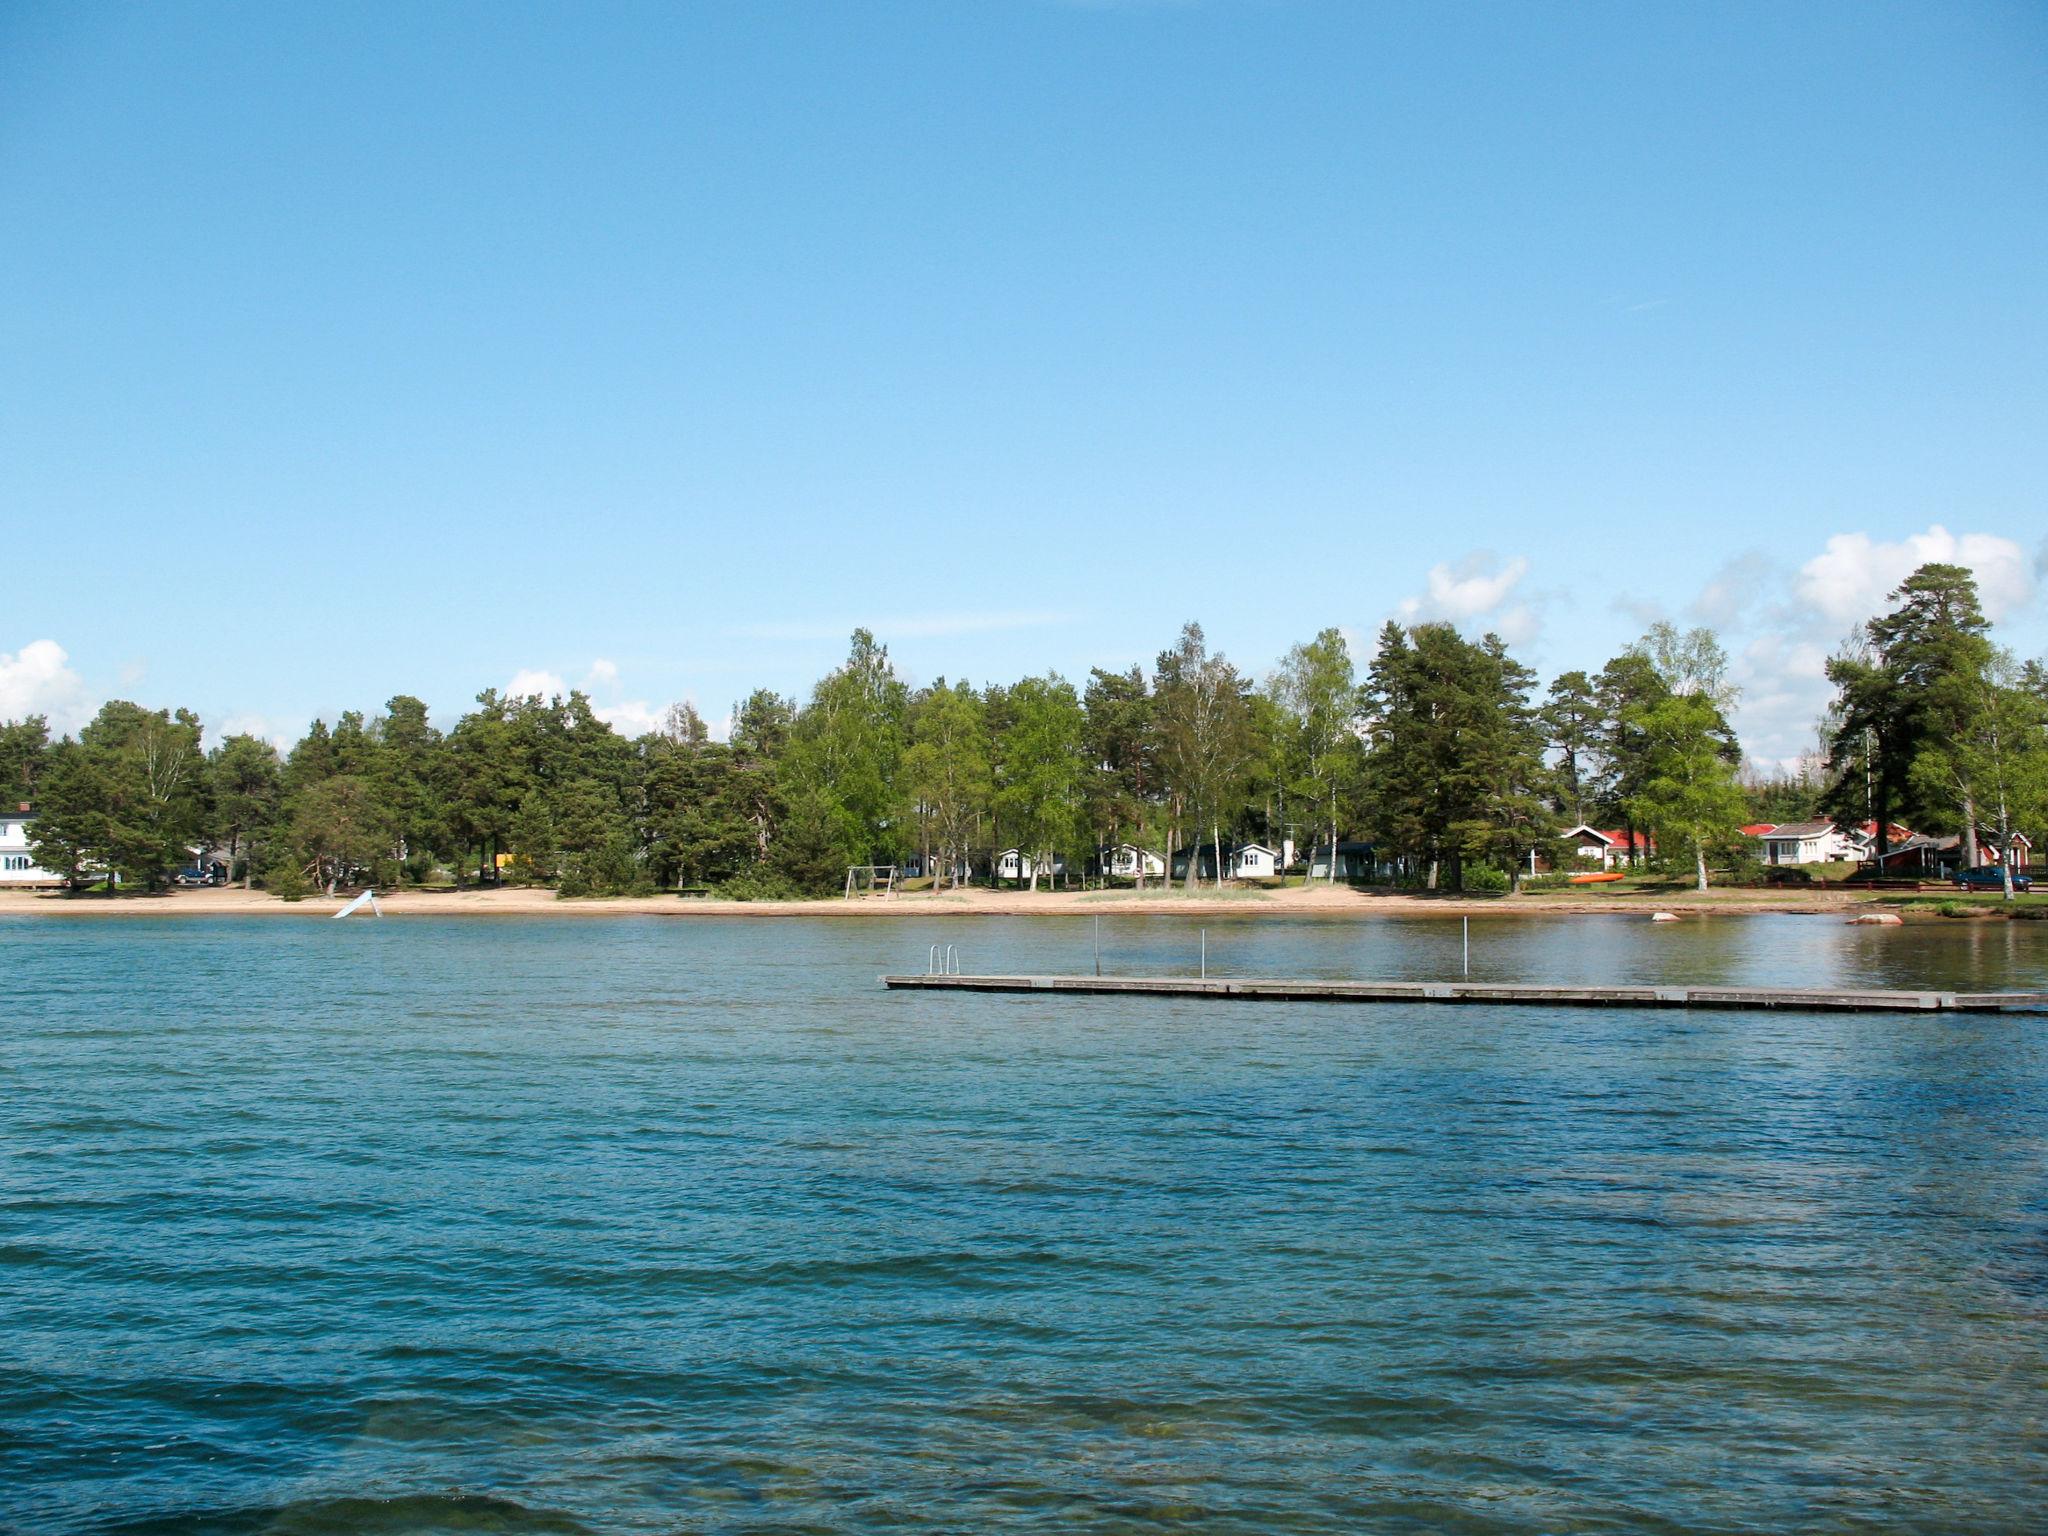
xmin=6 ymin=913 xmax=2048 ymax=1533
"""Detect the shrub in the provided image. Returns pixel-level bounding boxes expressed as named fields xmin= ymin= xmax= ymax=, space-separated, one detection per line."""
xmin=1460 ymin=864 xmax=1511 ymax=894
xmin=263 ymin=857 xmax=310 ymax=902
xmin=714 ymin=868 xmax=804 ymax=902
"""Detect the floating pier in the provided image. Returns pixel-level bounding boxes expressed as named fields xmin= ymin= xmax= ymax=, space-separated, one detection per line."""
xmin=882 ymin=973 xmax=2048 ymax=1013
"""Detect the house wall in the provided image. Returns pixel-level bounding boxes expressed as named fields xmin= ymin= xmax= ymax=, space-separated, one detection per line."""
xmin=0 ymin=817 xmax=59 ymax=884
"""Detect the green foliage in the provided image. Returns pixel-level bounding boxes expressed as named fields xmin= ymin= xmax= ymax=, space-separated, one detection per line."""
xmin=33 ymin=611 xmax=2036 ymax=916
xmin=1363 ymin=623 xmax=1554 ymax=888
xmin=289 ymin=774 xmax=398 ymax=889
xmin=1270 ymin=628 xmax=1363 ymax=882
xmin=1627 ymin=691 xmax=1748 ymax=892
xmin=780 ymin=630 xmax=909 ymax=868
xmin=0 ymin=716 xmax=50 ymax=808
xmin=994 ymin=673 xmax=1087 ymax=889
xmin=209 ymin=733 xmax=282 ymax=887
xmin=904 ymin=679 xmax=992 ymax=888
xmin=262 ymin=852 xmax=311 ymax=901
xmin=1153 ymin=623 xmax=1254 ymax=889
xmin=28 ymin=701 xmax=207 ymax=890
xmin=1082 ymin=666 xmax=1155 ymax=855
xmin=713 ymin=867 xmax=803 ymax=901
xmin=1541 ymin=671 xmax=1599 ymax=824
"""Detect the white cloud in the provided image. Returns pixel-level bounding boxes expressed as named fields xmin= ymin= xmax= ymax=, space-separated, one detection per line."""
xmin=1795 ymin=525 xmax=2034 ymax=627
xmin=507 ymin=658 xmax=720 ymax=741
xmin=216 ymin=712 xmax=295 ymax=753
xmin=506 ymin=668 xmax=569 ymax=701
xmin=595 ymin=698 xmax=665 ymax=736
xmin=1727 ymin=633 xmax=1834 ymax=770
xmin=1700 ymin=524 xmax=2039 ymax=769
xmin=1687 ymin=552 xmax=1775 ymax=630
xmin=0 ymin=639 xmax=88 ymax=733
xmin=1395 ymin=553 xmax=1540 ymax=643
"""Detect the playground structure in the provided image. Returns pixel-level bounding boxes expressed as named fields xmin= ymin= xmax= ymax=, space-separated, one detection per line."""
xmin=843 ymin=864 xmax=899 ymax=900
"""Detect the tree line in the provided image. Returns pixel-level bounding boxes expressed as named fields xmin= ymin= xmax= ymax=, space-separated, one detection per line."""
xmin=3 ymin=565 xmax=2041 ymax=899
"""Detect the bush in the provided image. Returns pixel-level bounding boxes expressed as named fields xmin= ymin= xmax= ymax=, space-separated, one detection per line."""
xmin=1519 ymin=872 xmax=1574 ymax=892
xmin=263 ymin=857 xmax=310 ymax=902
xmin=1460 ymin=864 xmax=1511 ymax=894
xmin=714 ymin=868 xmax=804 ymax=902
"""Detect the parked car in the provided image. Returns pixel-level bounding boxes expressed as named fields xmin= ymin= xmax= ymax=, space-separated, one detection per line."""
xmin=1953 ymin=866 xmax=2032 ymax=892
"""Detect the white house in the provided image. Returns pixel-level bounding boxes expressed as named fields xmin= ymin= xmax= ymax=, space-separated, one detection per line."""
xmin=1754 ymin=820 xmax=1857 ymax=865
xmin=1097 ymin=844 xmax=1166 ymax=879
xmin=1560 ymin=824 xmax=1654 ymax=871
xmin=0 ymin=804 xmax=60 ymax=886
xmin=995 ymin=848 xmax=1067 ymax=882
xmin=1232 ymin=843 xmax=1281 ymax=880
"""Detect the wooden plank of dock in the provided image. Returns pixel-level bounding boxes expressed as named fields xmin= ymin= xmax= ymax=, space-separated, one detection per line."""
xmin=881 ymin=974 xmax=2048 ymax=1013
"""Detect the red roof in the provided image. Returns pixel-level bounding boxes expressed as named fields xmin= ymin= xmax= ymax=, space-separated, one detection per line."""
xmin=1741 ymin=823 xmax=1778 ymax=837
xmin=1596 ymin=829 xmax=1654 ymax=851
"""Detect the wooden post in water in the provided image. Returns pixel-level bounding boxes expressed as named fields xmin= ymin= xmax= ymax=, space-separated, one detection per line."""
xmin=1463 ymin=917 xmax=1469 ymax=977
xmin=1094 ymin=917 xmax=1101 ymax=976
xmin=1201 ymin=928 xmax=1207 ymax=978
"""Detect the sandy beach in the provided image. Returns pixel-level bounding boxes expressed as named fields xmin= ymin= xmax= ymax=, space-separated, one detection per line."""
xmin=0 ymin=881 xmax=1894 ymax=920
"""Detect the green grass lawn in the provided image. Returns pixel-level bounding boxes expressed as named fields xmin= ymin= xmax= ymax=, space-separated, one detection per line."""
xmin=1882 ymin=888 xmax=2047 ymax=916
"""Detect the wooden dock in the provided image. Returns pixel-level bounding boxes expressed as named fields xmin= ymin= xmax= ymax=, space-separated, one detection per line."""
xmin=883 ymin=974 xmax=2048 ymax=1013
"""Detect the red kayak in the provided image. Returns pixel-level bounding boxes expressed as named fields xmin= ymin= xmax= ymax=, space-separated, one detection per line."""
xmin=1567 ymin=872 xmax=1626 ymax=884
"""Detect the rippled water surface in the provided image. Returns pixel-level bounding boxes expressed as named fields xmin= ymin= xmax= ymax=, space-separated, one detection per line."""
xmin=6 ymin=912 xmax=2048 ymax=1533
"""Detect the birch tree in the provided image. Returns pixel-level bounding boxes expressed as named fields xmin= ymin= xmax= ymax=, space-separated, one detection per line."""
xmin=904 ymin=679 xmax=992 ymax=889
xmin=1270 ymin=628 xmax=1360 ymax=883
xmin=1153 ymin=624 xmax=1252 ymax=890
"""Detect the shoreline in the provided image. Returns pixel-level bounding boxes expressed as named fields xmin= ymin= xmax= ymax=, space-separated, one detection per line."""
xmin=0 ymin=883 xmax=1939 ymax=920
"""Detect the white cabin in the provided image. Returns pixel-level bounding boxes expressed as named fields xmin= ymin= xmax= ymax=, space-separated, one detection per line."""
xmin=1098 ymin=844 xmax=1165 ymax=879
xmin=0 ymin=806 xmax=59 ymax=886
xmin=995 ymin=848 xmax=1066 ymax=882
xmin=1232 ymin=843 xmax=1281 ymax=880
xmin=1755 ymin=820 xmax=1854 ymax=866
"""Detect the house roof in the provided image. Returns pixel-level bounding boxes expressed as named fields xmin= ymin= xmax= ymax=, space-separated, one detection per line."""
xmin=1561 ymin=825 xmax=1655 ymax=849
xmin=1878 ymin=835 xmax=1943 ymax=858
xmin=1236 ymin=843 xmax=1278 ymax=857
xmin=1761 ymin=820 xmax=1836 ymax=840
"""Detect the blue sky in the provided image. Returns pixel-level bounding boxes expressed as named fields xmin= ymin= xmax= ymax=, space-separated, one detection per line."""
xmin=3 ymin=0 xmax=2044 ymax=763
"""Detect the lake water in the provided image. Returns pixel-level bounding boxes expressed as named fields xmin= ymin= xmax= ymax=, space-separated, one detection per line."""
xmin=5 ymin=913 xmax=2047 ymax=1533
